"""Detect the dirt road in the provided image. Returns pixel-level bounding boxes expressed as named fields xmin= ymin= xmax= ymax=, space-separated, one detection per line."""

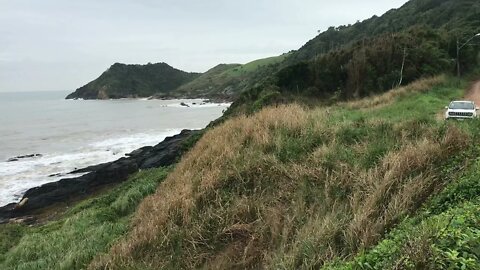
xmin=465 ymin=81 xmax=480 ymax=104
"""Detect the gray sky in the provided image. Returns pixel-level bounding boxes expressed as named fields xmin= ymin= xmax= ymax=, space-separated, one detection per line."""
xmin=0 ymin=0 xmax=409 ymax=92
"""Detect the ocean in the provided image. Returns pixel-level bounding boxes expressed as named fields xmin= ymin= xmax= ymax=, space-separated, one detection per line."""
xmin=0 ymin=91 xmax=229 ymax=206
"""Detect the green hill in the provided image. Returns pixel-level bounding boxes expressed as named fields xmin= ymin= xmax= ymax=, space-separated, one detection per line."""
xmin=171 ymin=63 xmax=242 ymax=100
xmin=65 ymin=62 xmax=200 ymax=99
xmin=173 ymin=54 xmax=290 ymax=100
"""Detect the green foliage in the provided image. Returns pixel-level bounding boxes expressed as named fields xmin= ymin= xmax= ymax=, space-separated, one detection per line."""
xmin=0 ymin=168 xmax=169 ymax=270
xmin=279 ymin=27 xmax=455 ymax=99
xmin=327 ymin=185 xmax=480 ymax=270
xmin=289 ymin=0 xmax=480 ymax=65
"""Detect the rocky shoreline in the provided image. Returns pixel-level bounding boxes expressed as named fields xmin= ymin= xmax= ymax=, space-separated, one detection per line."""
xmin=69 ymin=95 xmax=233 ymax=104
xmin=0 ymin=129 xmax=201 ymax=224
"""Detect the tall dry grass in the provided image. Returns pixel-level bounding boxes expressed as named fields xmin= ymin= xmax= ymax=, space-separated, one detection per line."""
xmin=90 ymin=80 xmax=469 ymax=269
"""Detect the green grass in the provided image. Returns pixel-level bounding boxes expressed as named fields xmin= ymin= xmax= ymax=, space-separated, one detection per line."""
xmin=0 ymin=168 xmax=169 ymax=270
xmin=330 ymin=80 xmax=465 ymax=123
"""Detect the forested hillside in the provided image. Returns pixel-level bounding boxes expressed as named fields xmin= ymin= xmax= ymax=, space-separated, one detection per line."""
xmin=289 ymin=0 xmax=480 ymax=64
xmin=227 ymin=0 xmax=480 ymax=115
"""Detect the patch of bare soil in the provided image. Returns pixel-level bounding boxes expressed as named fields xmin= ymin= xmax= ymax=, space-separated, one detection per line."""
xmin=465 ymin=81 xmax=480 ymax=104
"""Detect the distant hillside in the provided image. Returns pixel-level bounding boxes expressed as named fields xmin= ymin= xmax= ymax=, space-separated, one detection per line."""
xmin=67 ymin=54 xmax=289 ymax=100
xmin=173 ymin=54 xmax=291 ymax=100
xmin=65 ymin=63 xmax=200 ymax=99
xmin=171 ymin=64 xmax=242 ymax=100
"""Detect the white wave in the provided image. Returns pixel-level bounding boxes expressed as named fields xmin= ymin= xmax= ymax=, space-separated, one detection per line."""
xmin=0 ymin=130 xmax=182 ymax=206
xmin=167 ymin=101 xmax=232 ymax=108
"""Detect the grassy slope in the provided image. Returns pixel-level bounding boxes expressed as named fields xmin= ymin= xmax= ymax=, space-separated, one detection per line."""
xmin=88 ymin=76 xmax=480 ymax=269
xmin=174 ymin=54 xmax=290 ymax=99
xmin=326 ymin=155 xmax=480 ymax=269
xmin=224 ymin=54 xmax=291 ymax=77
xmin=0 ymin=168 xmax=169 ymax=270
xmin=173 ymin=64 xmax=242 ymax=98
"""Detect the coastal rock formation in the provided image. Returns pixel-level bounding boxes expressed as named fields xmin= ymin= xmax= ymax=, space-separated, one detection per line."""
xmin=0 ymin=129 xmax=200 ymax=224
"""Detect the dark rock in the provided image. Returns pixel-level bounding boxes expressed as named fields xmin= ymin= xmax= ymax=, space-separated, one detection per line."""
xmin=0 ymin=129 xmax=200 ymax=223
xmin=138 ymin=130 xmax=195 ymax=169
xmin=180 ymin=102 xmax=190 ymax=107
xmin=125 ymin=146 xmax=152 ymax=157
xmin=49 ymin=173 xmax=65 ymax=178
xmin=7 ymin=154 xmax=42 ymax=162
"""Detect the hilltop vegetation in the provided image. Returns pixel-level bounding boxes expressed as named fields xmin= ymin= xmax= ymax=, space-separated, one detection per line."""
xmin=66 ymin=63 xmax=200 ymax=99
xmin=288 ymin=0 xmax=480 ymax=65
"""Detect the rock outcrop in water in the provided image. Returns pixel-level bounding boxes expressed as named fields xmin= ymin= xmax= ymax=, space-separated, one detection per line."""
xmin=0 ymin=129 xmax=200 ymax=224
xmin=7 ymin=154 xmax=43 ymax=162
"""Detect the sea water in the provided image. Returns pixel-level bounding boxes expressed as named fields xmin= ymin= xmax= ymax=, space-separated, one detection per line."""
xmin=0 ymin=91 xmax=229 ymax=205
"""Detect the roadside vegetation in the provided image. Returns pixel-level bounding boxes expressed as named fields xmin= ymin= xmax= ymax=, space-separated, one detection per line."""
xmin=87 ymin=75 xmax=480 ymax=269
xmin=0 ymin=168 xmax=169 ymax=270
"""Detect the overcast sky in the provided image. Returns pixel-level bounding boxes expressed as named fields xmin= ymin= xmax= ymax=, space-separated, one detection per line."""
xmin=0 ymin=0 xmax=409 ymax=92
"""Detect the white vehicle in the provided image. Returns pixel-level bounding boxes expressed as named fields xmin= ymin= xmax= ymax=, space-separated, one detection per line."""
xmin=445 ymin=101 xmax=479 ymax=120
